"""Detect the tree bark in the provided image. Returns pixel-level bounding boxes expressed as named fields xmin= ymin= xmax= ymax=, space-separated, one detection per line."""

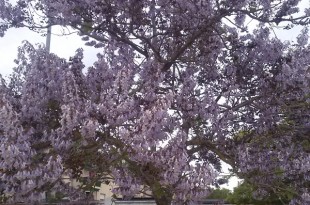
xmin=151 ymin=183 xmax=173 ymax=205
xmin=154 ymin=195 xmax=172 ymax=205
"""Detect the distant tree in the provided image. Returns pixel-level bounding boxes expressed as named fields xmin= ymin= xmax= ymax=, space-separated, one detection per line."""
xmin=0 ymin=1 xmax=309 ymax=205
xmin=207 ymin=188 xmax=231 ymax=200
xmin=227 ymin=182 xmax=294 ymax=205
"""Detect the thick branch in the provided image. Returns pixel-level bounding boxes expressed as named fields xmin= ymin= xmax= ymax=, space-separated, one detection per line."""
xmin=187 ymin=138 xmax=235 ymax=167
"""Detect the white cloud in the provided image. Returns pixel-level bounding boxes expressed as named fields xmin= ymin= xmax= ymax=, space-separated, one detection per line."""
xmin=0 ymin=26 xmax=98 ymax=77
xmin=1 ymin=0 xmax=308 ymax=77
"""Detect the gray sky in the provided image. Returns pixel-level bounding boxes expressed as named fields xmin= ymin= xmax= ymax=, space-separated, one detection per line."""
xmin=0 ymin=0 xmax=308 ymax=76
xmin=0 ymin=26 xmax=307 ymax=78
xmin=0 ymin=26 xmax=98 ymax=77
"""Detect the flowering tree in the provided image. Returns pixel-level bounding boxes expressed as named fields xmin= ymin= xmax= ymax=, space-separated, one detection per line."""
xmin=0 ymin=0 xmax=309 ymax=204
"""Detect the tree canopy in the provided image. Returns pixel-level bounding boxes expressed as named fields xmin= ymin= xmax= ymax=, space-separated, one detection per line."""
xmin=226 ymin=181 xmax=294 ymax=205
xmin=207 ymin=188 xmax=231 ymax=200
xmin=0 ymin=0 xmax=309 ymax=204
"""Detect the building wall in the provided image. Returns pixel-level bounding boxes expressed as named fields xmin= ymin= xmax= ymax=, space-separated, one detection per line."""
xmin=62 ymin=170 xmax=115 ymax=205
xmin=62 ymin=171 xmax=156 ymax=205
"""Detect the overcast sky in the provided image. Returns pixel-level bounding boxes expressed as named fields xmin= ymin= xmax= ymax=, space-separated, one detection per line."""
xmin=0 ymin=26 xmax=99 ymax=77
xmin=0 ymin=26 xmax=306 ymax=77
xmin=0 ymin=0 xmax=308 ymax=77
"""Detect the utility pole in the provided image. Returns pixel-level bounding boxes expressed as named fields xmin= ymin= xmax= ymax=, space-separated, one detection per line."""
xmin=46 ymin=24 xmax=51 ymax=52
xmin=46 ymin=4 xmax=51 ymax=53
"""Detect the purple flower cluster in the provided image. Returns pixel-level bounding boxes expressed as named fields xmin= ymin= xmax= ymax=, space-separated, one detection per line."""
xmin=0 ymin=0 xmax=309 ymax=204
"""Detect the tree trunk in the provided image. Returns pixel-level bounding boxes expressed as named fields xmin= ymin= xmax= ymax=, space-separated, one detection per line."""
xmin=151 ymin=186 xmax=173 ymax=205
xmin=154 ymin=195 xmax=172 ymax=205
